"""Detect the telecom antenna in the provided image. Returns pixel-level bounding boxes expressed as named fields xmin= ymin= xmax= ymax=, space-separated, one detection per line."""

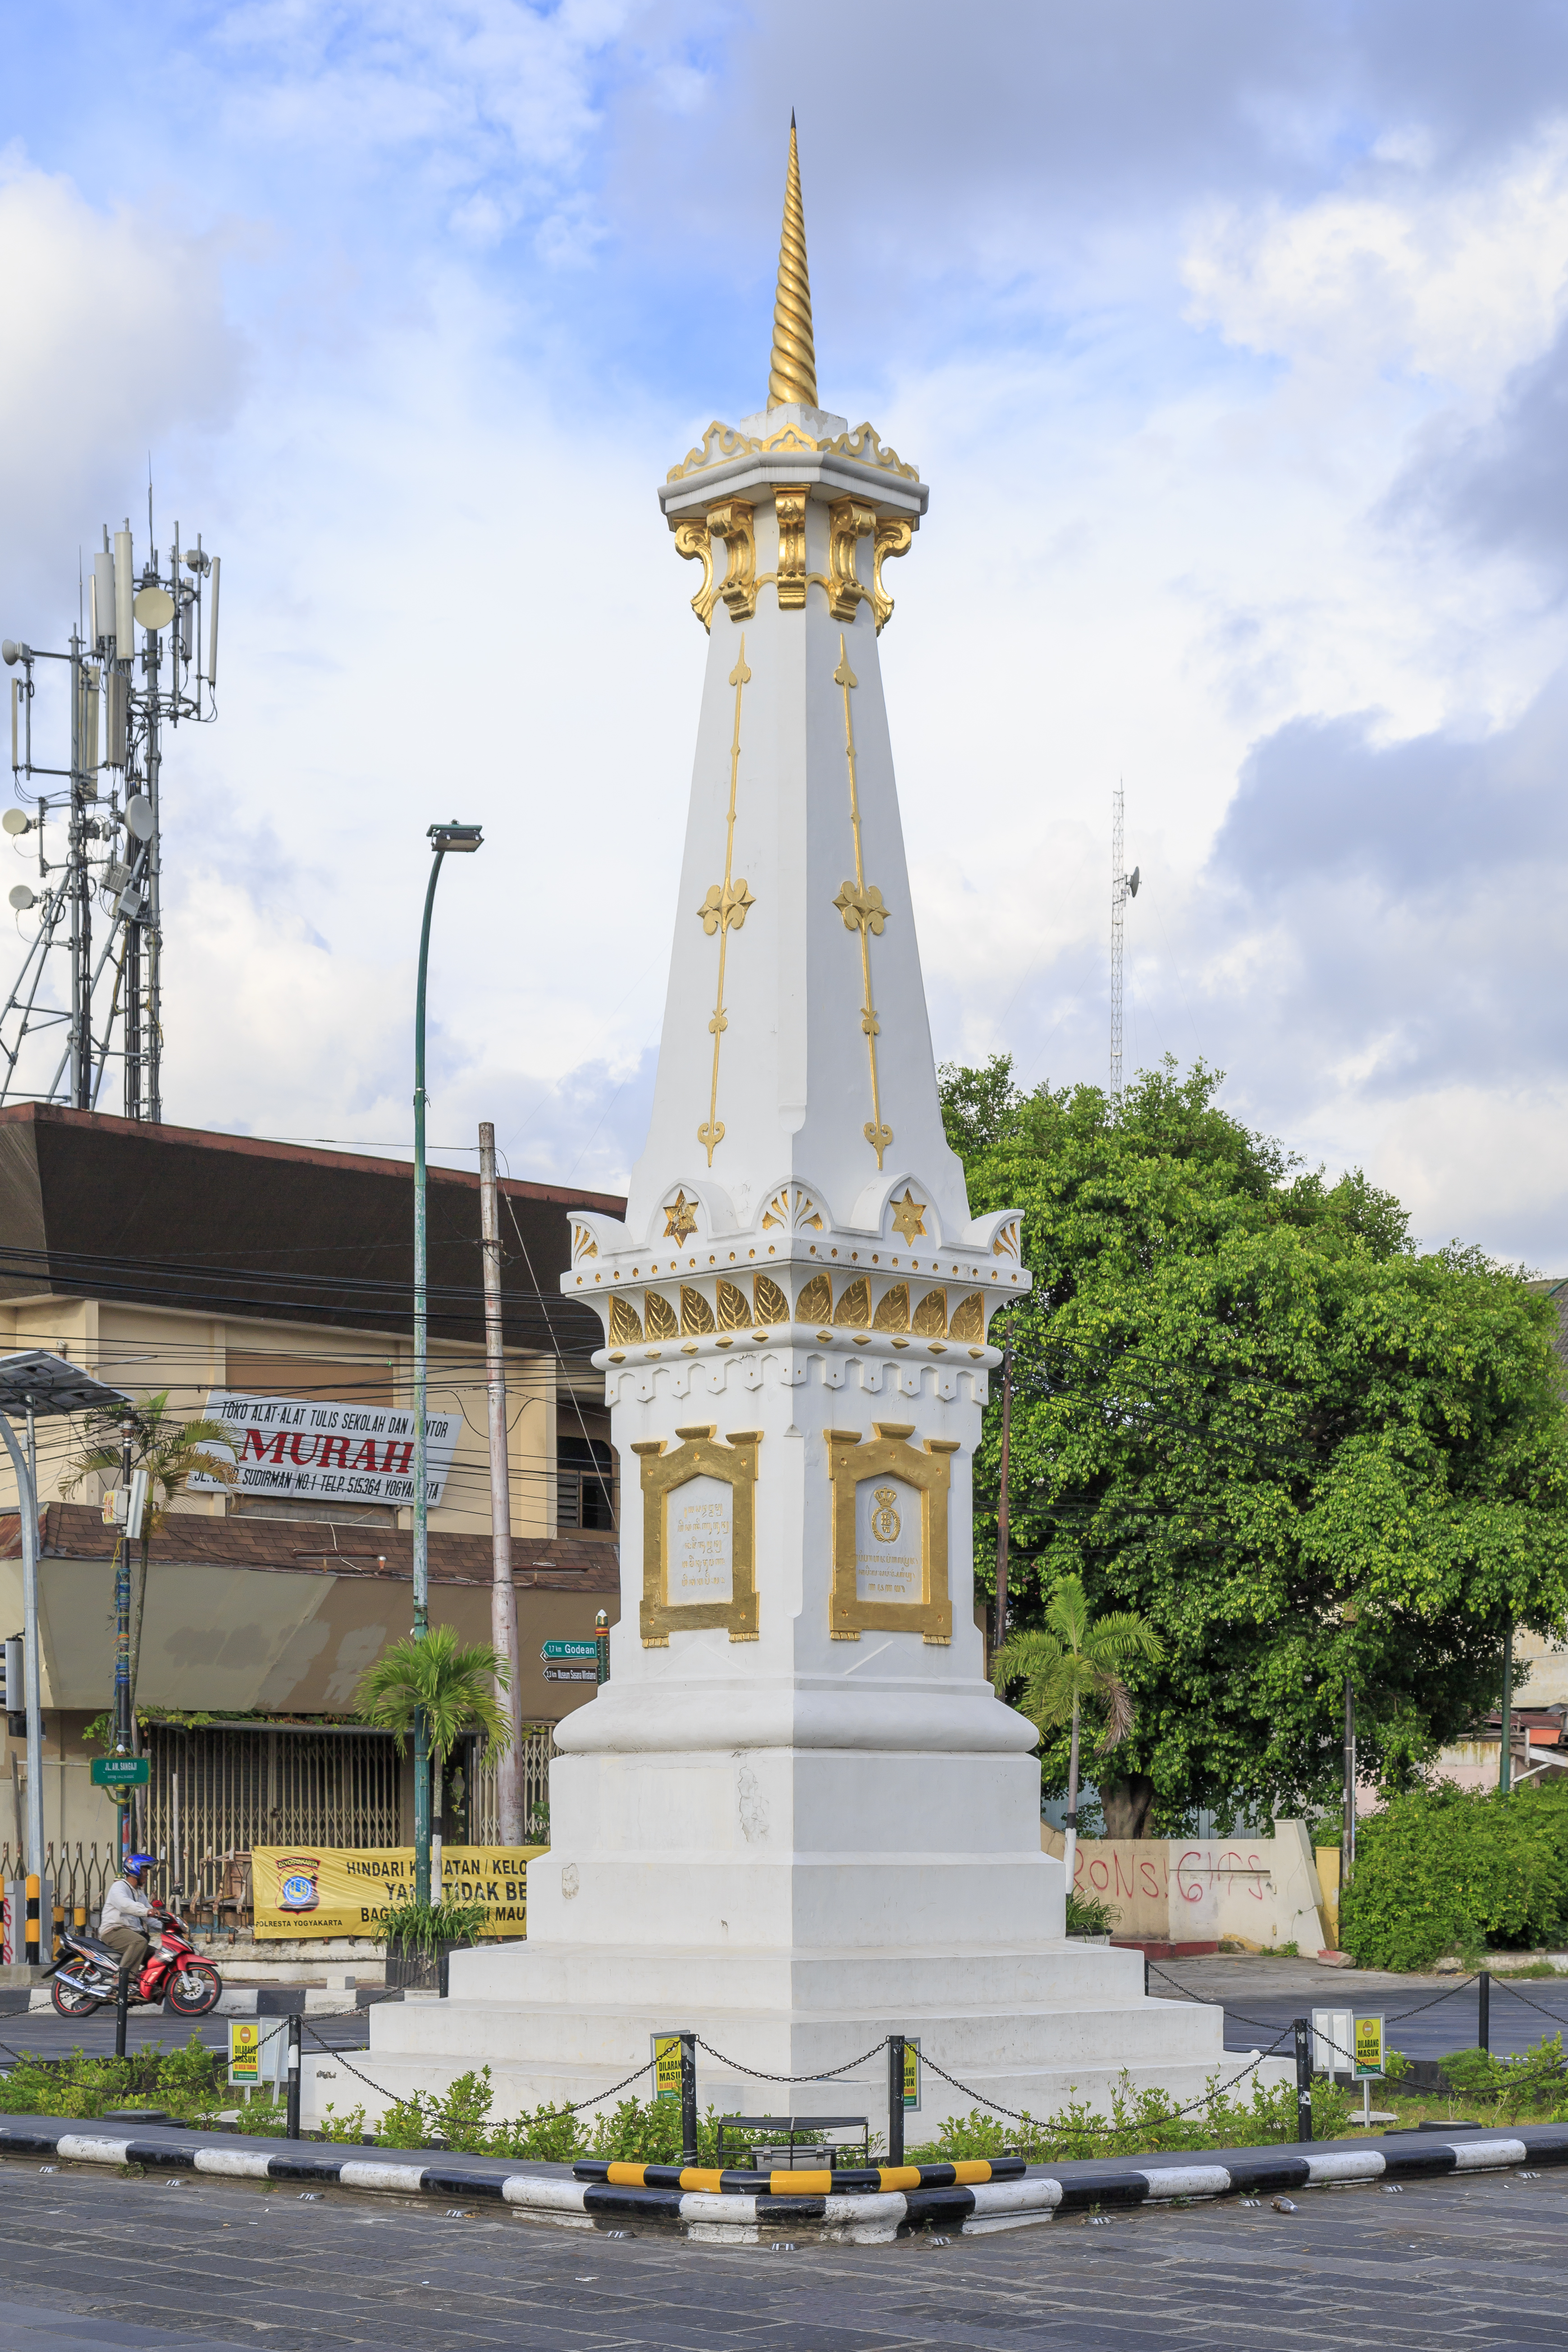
xmin=1109 ymin=779 xmax=1138 ymax=1095
xmin=1 ymin=515 xmax=222 ymax=1119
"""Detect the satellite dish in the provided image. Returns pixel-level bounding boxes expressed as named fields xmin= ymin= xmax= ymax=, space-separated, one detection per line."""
xmin=1 ymin=642 xmax=18 ymax=667
xmin=1 ymin=810 xmax=28 ymax=837
xmin=9 ymin=885 xmax=35 ymax=911
xmin=125 ymin=794 xmax=155 ymax=841
xmin=133 ymin=586 xmax=176 ymax=632
xmin=1127 ymin=866 xmax=1140 ymax=897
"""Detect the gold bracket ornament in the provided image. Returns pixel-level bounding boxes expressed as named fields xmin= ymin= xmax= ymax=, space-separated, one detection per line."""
xmin=697 ymin=639 xmax=754 ymax=1164
xmin=774 ymin=487 xmax=809 ymax=610
xmin=633 ymin=1427 xmax=761 ymax=1644
xmin=871 ymin=516 xmax=916 ymax=631
xmin=831 ymin=635 xmax=893 ymax=1167
xmin=672 ymin=518 xmax=718 ymax=631
xmin=827 ymin=497 xmax=877 ymax=621
xmin=708 ymin=500 xmax=757 ymax=622
xmin=826 ymin=1422 xmax=956 ymax=1643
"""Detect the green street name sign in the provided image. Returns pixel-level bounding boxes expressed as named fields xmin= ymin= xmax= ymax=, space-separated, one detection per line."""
xmin=90 ymin=1755 xmax=151 ymax=1787
xmin=541 ymin=1640 xmax=599 ymax=1661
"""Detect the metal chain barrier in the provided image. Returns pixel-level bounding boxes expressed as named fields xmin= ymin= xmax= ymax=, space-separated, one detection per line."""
xmin=1490 ymin=1977 xmax=1568 ymax=2028
xmin=301 ymin=2018 xmax=656 ymax=2119
xmin=917 ymin=2027 xmax=1296 ymax=2133
xmin=1146 ymin=1958 xmax=1481 ymax=2032
xmin=692 ymin=2033 xmax=892 ymax=2086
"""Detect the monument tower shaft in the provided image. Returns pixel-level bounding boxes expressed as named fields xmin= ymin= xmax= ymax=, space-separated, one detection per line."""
xmin=366 ymin=126 xmax=1275 ymax=2131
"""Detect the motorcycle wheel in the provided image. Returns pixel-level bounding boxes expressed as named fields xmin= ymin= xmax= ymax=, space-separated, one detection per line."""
xmin=51 ymin=1977 xmax=102 ymax=2018
xmin=165 ymin=1961 xmax=221 ymax=2017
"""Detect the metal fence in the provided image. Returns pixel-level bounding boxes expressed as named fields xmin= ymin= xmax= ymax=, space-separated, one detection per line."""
xmin=468 ymin=1726 xmax=555 ymax=1844
xmin=0 ymin=1839 xmax=117 ymax=1928
xmin=143 ymin=1722 xmax=403 ymax=1898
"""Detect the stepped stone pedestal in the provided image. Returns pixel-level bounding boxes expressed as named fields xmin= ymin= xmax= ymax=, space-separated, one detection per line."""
xmin=352 ymin=126 xmax=1288 ymax=2142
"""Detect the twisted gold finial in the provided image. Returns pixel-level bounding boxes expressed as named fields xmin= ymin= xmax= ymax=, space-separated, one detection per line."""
xmin=768 ymin=113 xmax=818 ymax=410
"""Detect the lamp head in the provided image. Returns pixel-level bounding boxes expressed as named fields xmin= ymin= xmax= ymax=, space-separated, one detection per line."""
xmin=428 ymin=820 xmax=483 ymax=855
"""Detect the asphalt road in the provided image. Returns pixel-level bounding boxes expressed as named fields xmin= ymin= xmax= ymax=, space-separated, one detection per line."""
xmin=1155 ymin=1957 xmax=1568 ymax=2064
xmin=0 ymin=2143 xmax=1565 ymax=2350
xmin=0 ymin=2012 xmax=372 ymax=2064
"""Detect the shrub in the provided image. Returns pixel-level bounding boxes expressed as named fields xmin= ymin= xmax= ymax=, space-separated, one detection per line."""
xmin=1065 ymin=1890 xmax=1116 ymax=1936
xmin=1341 ymin=1779 xmax=1568 ymax=1971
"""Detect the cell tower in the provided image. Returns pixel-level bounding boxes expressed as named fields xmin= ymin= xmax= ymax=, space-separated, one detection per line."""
xmin=1 ymin=513 xmax=221 ymax=1120
xmin=1109 ymin=779 xmax=1138 ymax=1095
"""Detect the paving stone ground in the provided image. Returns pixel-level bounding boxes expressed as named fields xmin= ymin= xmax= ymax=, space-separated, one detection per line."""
xmin=0 ymin=2151 xmax=1565 ymax=2352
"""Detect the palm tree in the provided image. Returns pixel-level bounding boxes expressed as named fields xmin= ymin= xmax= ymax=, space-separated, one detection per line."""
xmin=991 ymin=1573 xmax=1166 ymax=1898
xmin=355 ymin=1625 xmax=514 ymax=1890
xmin=64 ymin=1392 xmax=240 ymax=1746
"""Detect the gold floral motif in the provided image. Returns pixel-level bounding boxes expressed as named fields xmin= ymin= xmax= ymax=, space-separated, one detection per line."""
xmin=761 ymin=1185 xmax=823 ymax=1231
xmin=949 ymin=1292 xmax=984 ymax=1341
xmin=698 ymin=639 xmax=753 ymax=1164
xmin=708 ymin=500 xmax=757 ymax=622
xmin=797 ymin=1272 xmax=832 ymax=1322
xmin=663 ymin=1190 xmax=699 ymax=1243
xmin=672 ymin=517 xmax=718 ymax=631
xmin=833 ymin=1276 xmax=870 ymax=1328
xmin=992 ymin=1218 xmax=1022 ymax=1260
xmin=889 ymin=1188 xmax=927 ymax=1242
xmin=717 ymin=1280 xmax=752 ymax=1331
xmin=571 ymin=1222 xmax=599 ymax=1258
xmin=666 ymin=418 xmax=919 ymax=486
xmin=871 ymin=516 xmax=916 ymax=631
xmin=773 ymin=487 xmax=809 ymax=609
xmin=608 ymin=1295 xmax=643 ymax=1347
xmin=645 ymin=1291 xmax=680 ymax=1341
xmin=827 ymin=496 xmax=876 ymax=621
xmin=681 ymin=1286 xmax=716 ymax=1336
xmin=873 ymin=1282 xmax=909 ymax=1332
xmin=754 ymin=1274 xmax=789 ymax=1324
xmin=911 ymin=1287 xmax=947 ymax=1337
xmin=832 ymin=635 xmax=893 ymax=1167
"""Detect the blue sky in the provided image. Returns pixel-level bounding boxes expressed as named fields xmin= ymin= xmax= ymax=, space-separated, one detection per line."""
xmin=7 ymin=3 xmax=1568 ymax=1262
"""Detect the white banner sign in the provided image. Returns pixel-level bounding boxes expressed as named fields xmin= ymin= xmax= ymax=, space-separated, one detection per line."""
xmin=189 ymin=1392 xmax=462 ymax=1509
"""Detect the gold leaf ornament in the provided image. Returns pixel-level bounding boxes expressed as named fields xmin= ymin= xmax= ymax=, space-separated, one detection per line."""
xmin=753 ymin=1274 xmax=789 ymax=1325
xmin=833 ymin=1277 xmax=871 ymax=1328
xmin=609 ymin=1295 xmax=644 ymax=1347
xmin=681 ymin=1286 xmax=716 ymax=1336
xmin=949 ymin=1292 xmax=984 ymax=1341
xmin=645 ymin=1292 xmax=680 ymax=1341
xmin=797 ymin=1272 xmax=832 ymax=1323
xmin=911 ymin=1288 xmax=947 ymax=1337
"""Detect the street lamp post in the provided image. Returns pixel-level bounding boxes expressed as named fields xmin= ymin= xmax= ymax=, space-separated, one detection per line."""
xmin=0 ymin=1352 xmax=132 ymax=1953
xmin=412 ymin=820 xmax=483 ymax=1907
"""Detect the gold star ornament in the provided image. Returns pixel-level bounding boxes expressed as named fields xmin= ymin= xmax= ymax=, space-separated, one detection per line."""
xmin=890 ymin=1188 xmax=927 ymax=1242
xmin=663 ymin=1190 xmax=699 ymax=1243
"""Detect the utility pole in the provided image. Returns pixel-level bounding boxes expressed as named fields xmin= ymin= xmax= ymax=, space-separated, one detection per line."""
xmin=1341 ymin=1673 xmax=1356 ymax=1894
xmin=1499 ymin=1620 xmax=1514 ymax=1794
xmin=1109 ymin=780 xmax=1139 ymax=1095
xmin=994 ymin=1332 xmax=1013 ymax=1654
xmin=479 ymin=1121 xmax=522 ymax=1843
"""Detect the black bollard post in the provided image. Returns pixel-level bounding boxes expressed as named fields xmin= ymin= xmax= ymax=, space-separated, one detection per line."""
xmin=286 ymin=2012 xmax=302 ymax=2141
xmin=1479 ymin=1970 xmax=1490 ymax=2056
xmin=1293 ymin=2017 xmax=1313 ymax=2142
xmin=887 ymin=2036 xmax=905 ymax=2168
xmin=114 ymin=1968 xmax=128 ymax=2061
xmin=1143 ymin=1952 xmax=1150 ymax=1999
xmin=679 ymin=2032 xmax=697 ymax=2166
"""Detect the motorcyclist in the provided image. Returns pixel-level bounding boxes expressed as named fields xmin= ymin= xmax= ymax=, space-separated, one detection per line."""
xmin=100 ymin=1853 xmax=160 ymax=1980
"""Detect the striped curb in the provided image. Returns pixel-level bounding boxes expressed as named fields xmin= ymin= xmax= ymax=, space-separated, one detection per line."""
xmin=3 ymin=2118 xmax=1567 ymax=2242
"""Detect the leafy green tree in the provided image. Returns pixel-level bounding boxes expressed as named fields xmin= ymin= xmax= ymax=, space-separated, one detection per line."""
xmin=992 ymin=1574 xmax=1165 ymax=1867
xmin=64 ymin=1393 xmax=239 ymax=1740
xmin=355 ymin=1625 xmax=514 ymax=1873
xmin=946 ymin=1054 xmax=1568 ymax=1829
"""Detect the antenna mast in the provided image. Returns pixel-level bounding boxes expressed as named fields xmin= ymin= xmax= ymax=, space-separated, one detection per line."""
xmin=0 ymin=517 xmax=222 ymax=1119
xmin=1110 ymin=779 xmax=1138 ymax=1096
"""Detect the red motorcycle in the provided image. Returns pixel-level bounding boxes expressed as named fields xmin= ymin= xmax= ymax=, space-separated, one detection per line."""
xmin=50 ymin=1902 xmax=221 ymax=2018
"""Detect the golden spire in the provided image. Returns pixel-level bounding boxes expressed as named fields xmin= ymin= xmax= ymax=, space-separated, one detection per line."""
xmin=767 ymin=112 xmax=818 ymax=410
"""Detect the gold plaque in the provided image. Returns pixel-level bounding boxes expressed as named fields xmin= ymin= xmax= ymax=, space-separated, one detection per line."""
xmin=825 ymin=1422 xmax=957 ymax=1644
xmin=633 ymin=1427 xmax=762 ymax=1646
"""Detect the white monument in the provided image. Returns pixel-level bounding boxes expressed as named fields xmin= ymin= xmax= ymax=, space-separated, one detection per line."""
xmin=358 ymin=127 xmax=1285 ymax=2132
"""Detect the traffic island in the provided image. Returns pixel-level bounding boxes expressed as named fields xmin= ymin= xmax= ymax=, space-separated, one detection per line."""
xmin=3 ymin=2112 xmax=1567 ymax=2243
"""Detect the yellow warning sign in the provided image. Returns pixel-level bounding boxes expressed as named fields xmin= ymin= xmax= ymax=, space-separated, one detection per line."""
xmin=653 ymin=2034 xmax=683 ymax=2104
xmin=1353 ymin=2015 xmax=1385 ymax=2079
xmin=229 ymin=2019 xmax=262 ymax=2086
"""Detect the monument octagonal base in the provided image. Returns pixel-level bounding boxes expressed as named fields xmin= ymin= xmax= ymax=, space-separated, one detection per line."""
xmin=342 ymin=1939 xmax=1292 ymax=2142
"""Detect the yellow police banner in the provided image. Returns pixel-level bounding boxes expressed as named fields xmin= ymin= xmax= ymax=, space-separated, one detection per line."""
xmin=251 ymin=1846 xmax=547 ymax=1940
